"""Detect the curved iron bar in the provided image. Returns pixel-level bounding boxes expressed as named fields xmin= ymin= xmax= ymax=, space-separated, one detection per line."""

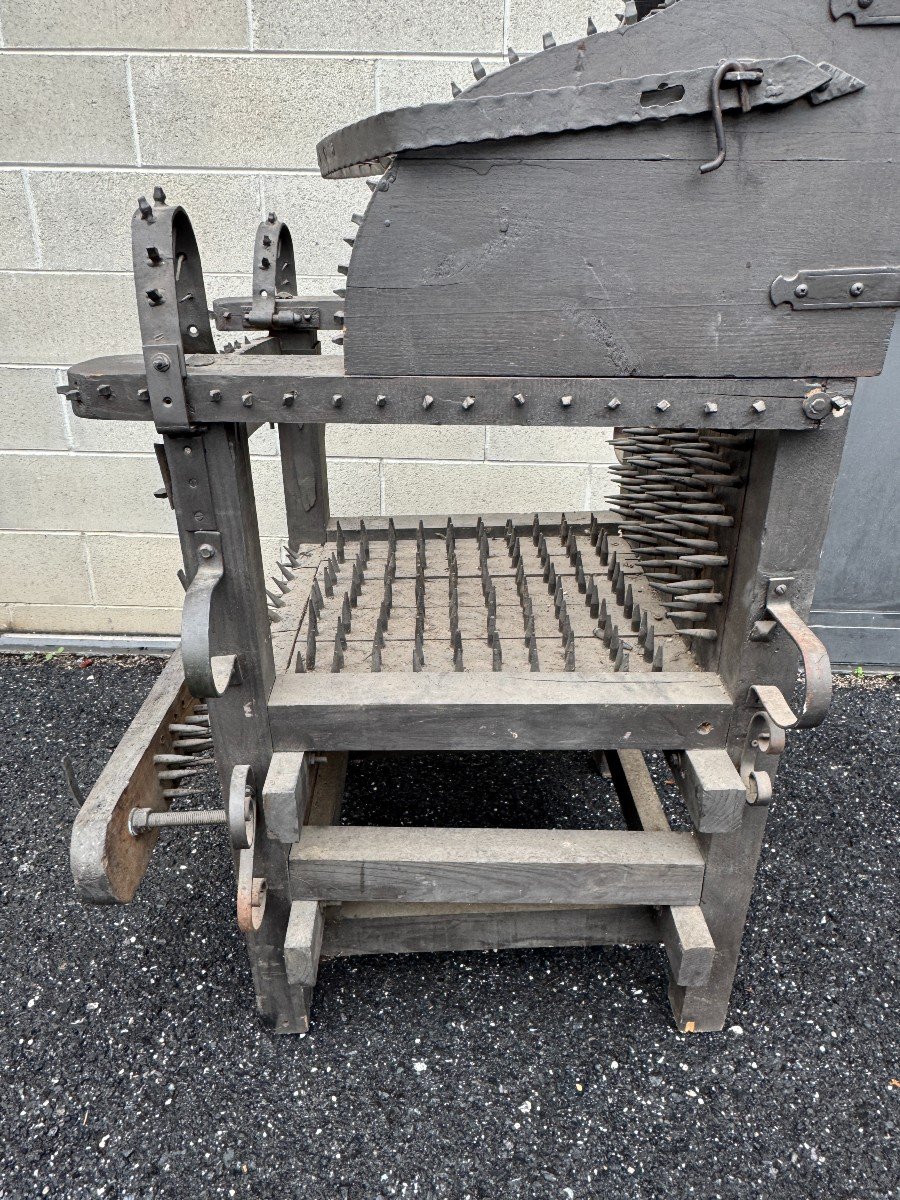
xmin=699 ymin=61 xmax=764 ymax=173
xmin=181 ymin=533 xmax=239 ymax=699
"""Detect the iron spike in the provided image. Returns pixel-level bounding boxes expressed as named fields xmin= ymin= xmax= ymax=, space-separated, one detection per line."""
xmin=507 ymin=46 xmax=520 ymax=63
xmin=652 ymin=644 xmax=665 ymax=672
xmin=680 ymin=628 xmax=718 ymax=642
xmin=335 ymin=521 xmax=345 ymax=562
xmin=586 ymin=16 xmax=598 ymax=34
xmin=306 ymin=624 xmax=317 ymax=670
xmin=471 ymin=58 xmax=487 ymax=80
xmin=451 ymin=81 xmax=462 ymax=97
xmin=542 ymin=31 xmax=556 ymax=48
xmin=295 ymin=650 xmax=306 ymax=672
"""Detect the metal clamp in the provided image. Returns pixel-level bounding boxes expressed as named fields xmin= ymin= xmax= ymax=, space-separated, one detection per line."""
xmin=181 ymin=531 xmax=239 ymax=699
xmin=749 ymin=577 xmax=833 ymax=730
xmin=247 ymin=213 xmax=298 ymax=330
xmin=771 ymin=266 xmax=900 ymax=310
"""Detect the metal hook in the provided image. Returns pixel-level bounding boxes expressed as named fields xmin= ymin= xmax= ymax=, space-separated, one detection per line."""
xmin=700 ymin=61 xmax=764 ymax=174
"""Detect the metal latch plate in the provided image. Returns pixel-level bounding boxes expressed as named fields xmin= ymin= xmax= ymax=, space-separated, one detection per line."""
xmin=771 ymin=266 xmax=900 ymax=310
xmin=830 ymin=0 xmax=900 ymax=25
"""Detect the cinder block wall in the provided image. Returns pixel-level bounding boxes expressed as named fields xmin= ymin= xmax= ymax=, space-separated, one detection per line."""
xmin=0 ymin=0 xmax=620 ymax=637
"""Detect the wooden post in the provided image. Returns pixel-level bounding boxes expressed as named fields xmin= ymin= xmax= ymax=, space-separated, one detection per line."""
xmin=194 ymin=423 xmax=309 ymax=1033
xmin=669 ymin=421 xmax=850 ymax=1032
xmin=276 ymin=328 xmax=329 ymax=549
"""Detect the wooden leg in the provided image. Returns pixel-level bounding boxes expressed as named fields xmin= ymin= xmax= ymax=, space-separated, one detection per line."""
xmin=668 ymin=803 xmax=768 ymax=1032
xmin=279 ymin=423 xmax=329 ymax=549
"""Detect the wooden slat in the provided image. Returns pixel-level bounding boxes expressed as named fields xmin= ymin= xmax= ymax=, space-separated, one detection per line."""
xmin=67 ymin=354 xmax=850 ymax=432
xmin=290 ymin=827 xmax=704 ymax=905
xmin=269 ymin=672 xmax=732 ymax=751
xmin=262 ymin=751 xmax=311 ymax=844
xmin=70 ymin=651 xmax=193 ymax=904
xmin=658 ymin=905 xmax=716 ymax=989
xmin=321 ymin=902 xmax=660 ymax=957
xmin=605 ymin=748 xmax=670 ymax=833
xmin=284 ymin=900 xmax=325 ymax=987
xmin=666 ymin=749 xmax=746 ymax=833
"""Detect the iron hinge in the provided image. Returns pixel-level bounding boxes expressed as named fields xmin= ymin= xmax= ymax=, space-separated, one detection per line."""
xmin=830 ymin=0 xmax=900 ymax=25
xmin=771 ymin=266 xmax=900 ymax=310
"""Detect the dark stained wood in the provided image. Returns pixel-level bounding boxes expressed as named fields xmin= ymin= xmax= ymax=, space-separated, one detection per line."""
xmin=666 ymin=748 xmax=746 ymax=833
xmin=659 ymin=904 xmax=716 ymax=988
xmin=322 ymin=902 xmax=660 ymax=957
xmin=70 ymin=652 xmax=193 ymax=903
xmin=343 ymin=0 xmax=897 ymax=379
xmin=269 ymin=672 xmax=734 ymax=751
xmin=67 ymin=354 xmax=853 ymax=432
xmin=605 ymin=748 xmax=670 ymax=833
xmin=291 ymin=827 xmax=705 ymax=905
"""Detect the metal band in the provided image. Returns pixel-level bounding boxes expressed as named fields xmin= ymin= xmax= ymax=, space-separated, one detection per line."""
xmin=181 ymin=532 xmax=239 ymax=699
xmin=317 ymin=56 xmax=830 ymax=179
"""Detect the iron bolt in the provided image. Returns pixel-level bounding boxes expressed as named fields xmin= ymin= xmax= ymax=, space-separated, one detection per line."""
xmin=152 ymin=354 xmax=171 ymax=372
xmin=849 ymin=281 xmax=865 ymax=297
xmin=704 ymin=401 xmax=718 ymax=415
xmin=752 ymin=399 xmax=767 ymax=414
xmin=198 ymin=544 xmax=216 ymax=560
xmin=242 ymin=392 xmax=254 ymax=408
xmin=831 ymin=395 xmax=852 ymax=415
xmin=794 ymin=283 xmax=809 ymax=299
xmin=802 ymin=392 xmax=830 ymax=420
xmin=656 ymin=399 xmax=671 ymax=412
xmin=774 ymin=583 xmax=787 ymax=596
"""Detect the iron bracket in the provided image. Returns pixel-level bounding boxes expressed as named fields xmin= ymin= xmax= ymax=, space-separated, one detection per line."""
xmin=771 ymin=266 xmax=900 ymax=310
xmin=748 ymin=577 xmax=833 ymax=731
xmin=181 ymin=531 xmax=240 ymax=699
xmin=248 ymin=214 xmax=298 ymax=330
xmin=830 ymin=0 xmax=900 ymax=24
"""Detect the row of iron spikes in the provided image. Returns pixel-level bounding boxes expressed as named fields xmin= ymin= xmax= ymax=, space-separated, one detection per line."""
xmin=447 ymin=15 xmax=601 ymax=98
xmin=156 ymin=702 xmax=213 ymax=798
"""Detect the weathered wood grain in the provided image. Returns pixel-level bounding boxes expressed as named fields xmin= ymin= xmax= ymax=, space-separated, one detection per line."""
xmin=666 ymin=748 xmax=746 ymax=833
xmin=262 ymin=751 xmax=312 ymax=844
xmin=321 ymin=902 xmax=660 ymax=957
xmin=605 ymin=748 xmax=670 ymax=833
xmin=290 ymin=827 xmax=705 ymax=905
xmin=659 ymin=905 xmax=716 ymax=988
xmin=70 ymin=652 xmax=192 ymax=903
xmin=67 ymin=354 xmax=852 ymax=432
xmin=269 ymin=672 xmax=733 ymax=751
xmin=284 ymin=900 xmax=325 ymax=987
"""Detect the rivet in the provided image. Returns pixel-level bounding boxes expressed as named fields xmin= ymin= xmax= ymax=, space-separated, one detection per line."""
xmin=262 ymin=235 xmax=272 ymax=248
xmin=560 ymin=395 xmax=572 ymax=408
xmin=194 ymin=511 xmax=204 ymax=522
xmin=282 ymin=391 xmax=296 ymax=408
xmin=849 ymin=281 xmax=865 ymax=297
xmin=209 ymin=389 xmax=222 ymax=402
xmin=97 ymin=384 xmax=112 ymax=398
xmin=384 ymin=219 xmax=391 ymax=227
xmin=332 ymin=394 xmax=343 ymax=408
xmin=462 ymin=395 xmax=475 ymax=411
xmin=422 ymin=394 xmax=434 ymax=410
xmin=152 ymin=354 xmax=170 ymax=373
xmin=774 ymin=583 xmax=787 ymax=596
xmin=607 ymin=398 xmax=621 ymax=410
xmin=656 ymin=399 xmax=671 ymax=412
xmin=183 ymin=446 xmax=192 ymax=456
xmin=375 ymin=394 xmax=387 ymax=408
xmin=794 ymin=283 xmax=809 ymax=298
xmin=752 ymin=399 xmax=767 ymax=414
xmin=513 ymin=393 xmax=526 ymax=406
xmin=260 ymin=257 xmax=271 ymax=270
xmin=242 ymin=392 xmax=254 ymax=408
xmin=704 ymin=401 xmax=718 ymax=415
xmin=137 ymin=388 xmax=149 ymax=402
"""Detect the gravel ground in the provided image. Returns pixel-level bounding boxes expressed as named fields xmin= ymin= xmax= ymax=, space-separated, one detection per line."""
xmin=0 ymin=654 xmax=897 ymax=1200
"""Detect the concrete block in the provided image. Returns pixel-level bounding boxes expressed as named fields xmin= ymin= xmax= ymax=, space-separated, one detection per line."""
xmin=85 ymin=534 xmax=184 ymax=607
xmin=0 ymin=55 xmax=134 ymax=165
xmin=251 ymin=456 xmax=382 ymax=532
xmin=506 ymin=0 xmax=620 ymax=54
xmin=254 ymin=0 xmax=502 ymax=55
xmin=131 ymin=55 xmax=375 ymax=170
xmin=262 ymin=175 xmax=371 ymax=277
xmin=486 ymin=427 xmax=615 ymax=464
xmin=0 ymin=272 xmax=139 ymax=366
xmin=0 ymin=0 xmax=250 ymax=49
xmin=0 ymin=172 xmax=37 ymax=270
xmin=382 ymin=461 xmax=588 ymax=516
xmin=326 ymin=424 xmax=484 ymax=461
xmin=0 ymin=532 xmax=92 ymax=605
xmin=68 ymin=417 xmax=158 ymax=455
xmin=6 ymin=603 xmax=181 ymax=636
xmin=589 ymin=463 xmax=616 ymax=507
xmin=0 ymin=367 xmax=68 ymax=451
xmin=0 ymin=453 xmax=177 ymax=534
xmin=377 ymin=58 xmax=495 ymax=112
xmin=29 ymin=171 xmax=263 ymax=274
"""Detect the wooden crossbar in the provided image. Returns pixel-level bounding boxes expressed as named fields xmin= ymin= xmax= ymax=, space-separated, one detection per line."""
xmin=289 ymin=827 xmax=705 ymax=906
xmin=269 ymin=672 xmax=732 ymax=751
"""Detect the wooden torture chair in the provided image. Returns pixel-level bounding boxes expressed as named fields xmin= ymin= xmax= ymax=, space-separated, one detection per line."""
xmin=66 ymin=0 xmax=899 ymax=1034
